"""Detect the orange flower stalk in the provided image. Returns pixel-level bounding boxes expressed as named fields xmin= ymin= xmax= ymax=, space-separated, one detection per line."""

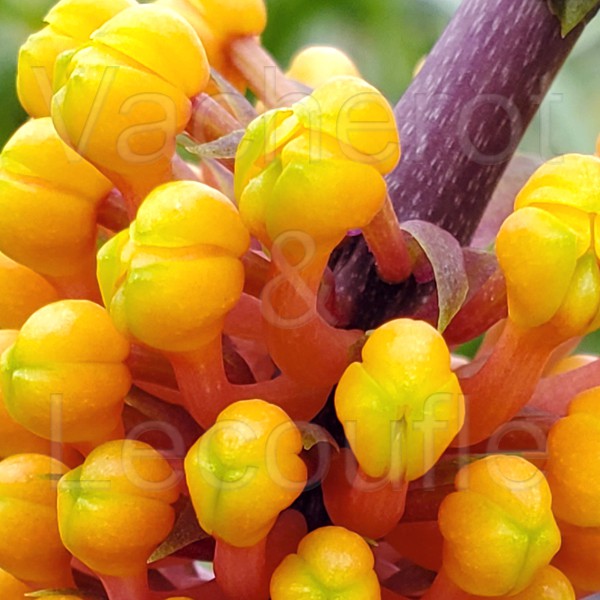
xmin=185 ymin=400 xmax=307 ymax=600
xmin=58 ymin=439 xmax=180 ymax=600
xmin=385 ymin=520 xmax=443 ymax=573
xmin=17 ymin=0 xmax=135 ymax=118
xmin=0 ymin=300 xmax=131 ymax=453
xmin=235 ymin=76 xmax=408 ymax=386
xmin=424 ymin=455 xmax=561 ymax=598
xmin=0 ymin=118 xmax=114 ymax=300
xmin=457 ymin=153 xmax=600 ymax=446
xmin=270 ymin=526 xmax=381 ymax=599
xmin=52 ymin=4 xmax=210 ymax=213
xmin=531 ymin=352 xmax=600 ymax=416
xmin=98 ymin=180 xmax=329 ymax=426
xmin=0 ymin=453 xmax=73 ymax=589
xmin=323 ymin=319 xmax=464 ymax=538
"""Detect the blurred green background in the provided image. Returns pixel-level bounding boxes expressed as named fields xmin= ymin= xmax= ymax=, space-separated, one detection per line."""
xmin=1 ymin=0 xmax=599 ymax=154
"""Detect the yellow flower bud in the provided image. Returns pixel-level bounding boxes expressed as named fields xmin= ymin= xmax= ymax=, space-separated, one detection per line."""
xmin=185 ymin=399 xmax=306 ymax=547
xmin=554 ymin=520 xmax=600 ymax=592
xmin=439 ymin=455 xmax=561 ymax=597
xmin=1 ymin=300 xmax=131 ymax=445
xmin=546 ymin=353 xmax=597 ymax=375
xmin=52 ymin=5 xmax=209 ymax=188
xmin=58 ymin=439 xmax=180 ymax=577
xmin=17 ymin=0 xmax=135 ymax=118
xmin=270 ymin=526 xmax=380 ymax=600
xmin=502 ymin=566 xmax=574 ymax=600
xmin=0 ymin=118 xmax=113 ymax=278
xmin=0 ymin=567 xmax=33 ymax=598
xmin=97 ymin=180 xmax=249 ymax=353
xmin=235 ymin=76 xmax=399 ymax=250
xmin=435 ymin=565 xmax=574 ymax=599
xmin=190 ymin=0 xmax=266 ymax=42
xmin=496 ymin=154 xmax=600 ymax=337
xmin=293 ymin=76 xmax=400 ymax=174
xmin=546 ymin=386 xmax=600 ymax=527
xmin=0 ymin=252 xmax=59 ymax=329
xmin=34 ymin=596 xmax=94 ymax=600
xmin=0 ymin=454 xmax=71 ymax=587
xmin=286 ymin=46 xmax=361 ymax=89
xmin=0 ymin=330 xmax=57 ymax=459
xmin=156 ymin=0 xmax=266 ymax=85
xmin=335 ymin=318 xmax=463 ymax=482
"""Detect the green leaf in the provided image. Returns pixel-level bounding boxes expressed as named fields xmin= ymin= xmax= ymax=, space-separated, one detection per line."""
xmin=209 ymin=68 xmax=259 ymax=126
xmin=125 ymin=386 xmax=201 ymax=449
xmin=547 ymin=0 xmax=600 ymax=36
xmin=400 ymin=220 xmax=469 ymax=332
xmin=178 ymin=130 xmax=245 ymax=160
xmin=148 ymin=498 xmax=209 ymax=563
xmin=298 ymin=423 xmax=339 ymax=452
xmin=26 ymin=589 xmax=101 ymax=599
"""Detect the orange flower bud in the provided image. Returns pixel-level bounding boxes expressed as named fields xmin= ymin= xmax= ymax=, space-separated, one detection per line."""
xmin=0 ymin=330 xmax=56 ymax=459
xmin=496 ymin=154 xmax=600 ymax=337
xmin=235 ymin=76 xmax=399 ymax=251
xmin=270 ymin=526 xmax=380 ymax=599
xmin=286 ymin=46 xmax=361 ymax=89
xmin=292 ymin=76 xmax=400 ymax=174
xmin=0 ymin=118 xmax=112 ymax=278
xmin=500 ymin=566 xmax=574 ymax=600
xmin=52 ymin=5 xmax=209 ymax=193
xmin=98 ymin=180 xmax=249 ymax=353
xmin=0 ymin=567 xmax=33 ymax=598
xmin=185 ymin=399 xmax=306 ymax=547
xmin=0 ymin=252 xmax=58 ymax=329
xmin=156 ymin=0 xmax=266 ymax=85
xmin=434 ymin=565 xmax=574 ymax=599
xmin=58 ymin=439 xmax=180 ymax=577
xmin=554 ymin=520 xmax=600 ymax=592
xmin=438 ymin=455 xmax=561 ymax=597
xmin=336 ymin=319 xmax=463 ymax=482
xmin=1 ymin=300 xmax=131 ymax=445
xmin=17 ymin=0 xmax=135 ymax=117
xmin=546 ymin=386 xmax=600 ymax=527
xmin=546 ymin=353 xmax=597 ymax=375
xmin=0 ymin=454 xmax=72 ymax=587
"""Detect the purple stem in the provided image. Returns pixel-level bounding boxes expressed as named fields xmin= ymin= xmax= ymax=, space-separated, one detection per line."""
xmin=331 ymin=0 xmax=592 ymax=329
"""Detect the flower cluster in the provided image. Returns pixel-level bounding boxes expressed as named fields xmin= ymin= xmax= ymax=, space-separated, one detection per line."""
xmin=0 ymin=0 xmax=598 ymax=598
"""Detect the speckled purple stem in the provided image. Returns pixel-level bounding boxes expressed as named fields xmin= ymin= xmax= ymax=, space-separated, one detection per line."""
xmin=332 ymin=0 xmax=591 ymax=329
